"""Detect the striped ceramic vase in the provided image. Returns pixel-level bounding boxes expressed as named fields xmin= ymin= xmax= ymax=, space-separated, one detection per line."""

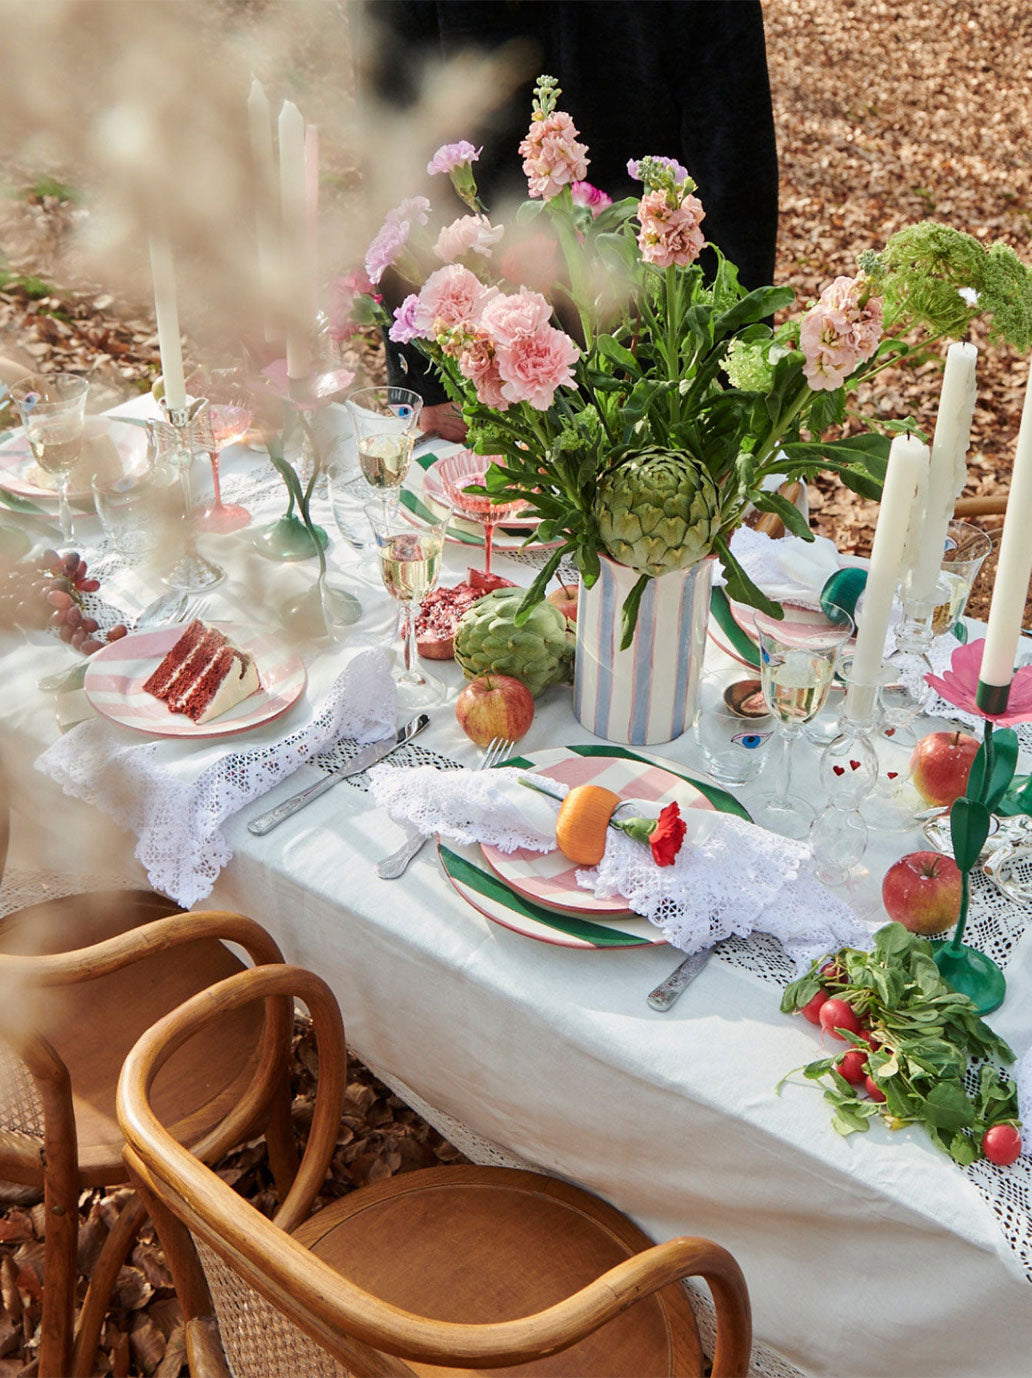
xmin=573 ymin=554 xmax=713 ymax=746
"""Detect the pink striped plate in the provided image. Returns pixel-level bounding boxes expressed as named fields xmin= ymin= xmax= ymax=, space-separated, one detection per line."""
xmin=0 ymin=417 xmax=148 ymax=504
xmin=479 ymin=749 xmax=717 ymax=922
xmin=708 ymin=596 xmax=856 ymax=666
xmin=82 ymin=623 xmax=306 ymax=738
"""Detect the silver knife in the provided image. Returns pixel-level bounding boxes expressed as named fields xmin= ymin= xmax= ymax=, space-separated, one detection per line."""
xmin=247 ymin=714 xmax=429 ymax=836
xmin=647 ymin=947 xmax=713 ymax=1011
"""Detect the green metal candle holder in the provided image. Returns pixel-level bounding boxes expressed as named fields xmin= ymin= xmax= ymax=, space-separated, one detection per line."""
xmin=934 ymin=711 xmax=1019 ymax=1014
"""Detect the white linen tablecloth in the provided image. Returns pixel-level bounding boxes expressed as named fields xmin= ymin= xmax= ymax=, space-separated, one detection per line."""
xmin=4 ymin=398 xmax=1032 ymax=1378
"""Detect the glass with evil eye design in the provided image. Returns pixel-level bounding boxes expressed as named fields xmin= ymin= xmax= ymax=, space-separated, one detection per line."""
xmin=693 ymin=672 xmax=774 ymax=786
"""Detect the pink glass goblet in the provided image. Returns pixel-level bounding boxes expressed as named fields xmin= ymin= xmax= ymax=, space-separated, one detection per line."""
xmin=188 ymin=369 xmax=253 ymax=533
xmin=435 ymin=449 xmax=527 ymax=577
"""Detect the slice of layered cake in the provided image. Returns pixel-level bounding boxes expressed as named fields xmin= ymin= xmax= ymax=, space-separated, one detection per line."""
xmin=142 ymin=620 xmax=261 ymax=724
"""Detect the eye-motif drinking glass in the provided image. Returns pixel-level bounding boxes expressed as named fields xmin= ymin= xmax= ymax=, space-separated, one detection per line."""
xmin=345 ymin=386 xmax=423 ymax=515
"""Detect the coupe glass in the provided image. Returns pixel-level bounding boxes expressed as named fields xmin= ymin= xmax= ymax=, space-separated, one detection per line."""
xmin=753 ymin=609 xmax=855 ymax=839
xmin=10 ymin=373 xmax=89 ymax=539
xmin=366 ymin=501 xmax=450 ymax=709
xmin=435 ymin=449 xmax=528 ymax=577
xmin=345 ymin=386 xmax=422 ymax=517
xmin=187 ymin=369 xmax=253 ymax=533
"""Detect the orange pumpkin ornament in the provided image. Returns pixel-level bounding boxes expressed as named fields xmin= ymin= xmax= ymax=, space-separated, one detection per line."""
xmin=555 ymin=784 xmax=622 ymax=865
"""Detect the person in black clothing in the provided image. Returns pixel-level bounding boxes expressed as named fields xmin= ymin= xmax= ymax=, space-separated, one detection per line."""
xmin=361 ymin=1 xmax=779 ymax=439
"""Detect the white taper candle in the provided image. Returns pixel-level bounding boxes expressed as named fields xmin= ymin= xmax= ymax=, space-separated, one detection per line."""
xmin=148 ymin=236 xmax=186 ymax=411
xmin=278 ymin=99 xmax=309 ymax=379
xmin=847 ymin=432 xmax=930 ymax=716
xmin=979 ymin=358 xmax=1032 ymax=690
xmin=247 ymin=78 xmax=278 ymax=343
xmin=907 ymin=342 xmax=978 ymax=605
xmin=304 ymin=122 xmax=319 ymax=317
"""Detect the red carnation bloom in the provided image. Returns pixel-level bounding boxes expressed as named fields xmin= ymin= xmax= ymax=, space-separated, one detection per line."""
xmin=649 ymin=802 xmax=686 ymax=867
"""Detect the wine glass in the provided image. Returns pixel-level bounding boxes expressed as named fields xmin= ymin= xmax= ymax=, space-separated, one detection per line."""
xmin=435 ymin=449 xmax=528 ymax=577
xmin=10 ymin=373 xmax=89 ymax=539
xmin=752 ymin=609 xmax=855 ymax=839
xmin=345 ymin=386 xmax=422 ymax=515
xmin=365 ymin=501 xmax=450 ymax=709
xmin=187 ymin=369 xmax=253 ymax=533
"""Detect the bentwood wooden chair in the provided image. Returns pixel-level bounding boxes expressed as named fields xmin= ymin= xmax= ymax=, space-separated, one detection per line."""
xmin=0 ymin=881 xmax=296 ymax=1377
xmin=118 ymin=964 xmax=753 ymax=1378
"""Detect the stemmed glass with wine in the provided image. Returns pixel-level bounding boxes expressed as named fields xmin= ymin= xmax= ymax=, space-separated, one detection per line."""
xmin=11 ymin=373 xmax=89 ymax=540
xmin=752 ymin=609 xmax=855 ymax=840
xmin=365 ymin=501 xmax=451 ymax=709
xmin=345 ymin=386 xmax=423 ymax=516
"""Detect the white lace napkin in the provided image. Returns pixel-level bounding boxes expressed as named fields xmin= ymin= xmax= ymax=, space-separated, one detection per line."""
xmin=723 ymin=527 xmax=843 ymax=609
xmin=36 ymin=646 xmax=396 ymax=907
xmin=370 ymin=765 xmax=869 ymax=967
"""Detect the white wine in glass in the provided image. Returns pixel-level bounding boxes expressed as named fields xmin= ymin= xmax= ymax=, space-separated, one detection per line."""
xmin=358 ymin=433 xmax=414 ymax=490
xmin=763 ymin=651 xmax=837 ymax=725
xmin=11 ymin=373 xmax=89 ymax=539
xmin=378 ymin=531 xmax=442 ymax=602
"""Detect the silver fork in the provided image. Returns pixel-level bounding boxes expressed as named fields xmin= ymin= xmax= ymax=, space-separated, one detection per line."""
xmin=375 ymin=735 xmax=516 ymax=879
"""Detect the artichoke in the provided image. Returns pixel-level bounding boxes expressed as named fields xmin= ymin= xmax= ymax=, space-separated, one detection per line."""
xmin=454 ymin=588 xmax=574 ymax=697
xmin=595 ymin=446 xmax=721 ymax=576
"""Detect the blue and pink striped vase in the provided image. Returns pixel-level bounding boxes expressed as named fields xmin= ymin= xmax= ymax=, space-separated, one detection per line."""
xmin=573 ymin=554 xmax=713 ymax=746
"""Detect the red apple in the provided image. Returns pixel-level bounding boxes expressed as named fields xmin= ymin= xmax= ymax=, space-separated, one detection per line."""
xmin=455 ymin=673 xmax=534 ymax=748
xmin=909 ymin=730 xmax=979 ymax=807
xmin=546 ymin=583 xmax=579 ymax=625
xmin=881 ymin=851 xmax=962 ymax=935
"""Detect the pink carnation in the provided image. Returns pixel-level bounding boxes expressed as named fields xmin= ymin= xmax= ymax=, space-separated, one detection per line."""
xmin=364 ymin=197 xmax=431 ymax=284
xmin=327 ymin=270 xmax=379 ymax=342
xmin=499 ymin=233 xmax=560 ymax=294
xmin=388 ymin=294 xmax=421 ymax=344
xmin=495 ymin=323 xmax=579 ymax=410
xmin=458 ymin=333 xmax=509 ymax=410
xmin=434 ymin=214 xmax=504 ymax=264
xmin=427 ymin=141 xmax=481 ymax=175
xmin=571 ymin=181 xmax=612 ymax=217
xmin=391 ymin=196 xmax=431 ymax=226
xmin=518 ymin=109 xmax=589 ymax=201
xmin=412 ymin=263 xmax=496 ymax=336
xmin=636 ymin=188 xmax=706 ymax=269
xmin=480 ymin=288 xmax=553 ymax=347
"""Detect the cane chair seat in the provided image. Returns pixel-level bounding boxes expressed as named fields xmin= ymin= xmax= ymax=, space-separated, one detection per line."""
xmin=0 ymin=889 xmax=266 ymax=1186
xmin=119 ymin=964 xmax=752 ymax=1378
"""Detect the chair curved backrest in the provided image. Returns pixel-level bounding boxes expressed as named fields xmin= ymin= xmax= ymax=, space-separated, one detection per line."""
xmin=119 ymin=964 xmax=752 ymax=1378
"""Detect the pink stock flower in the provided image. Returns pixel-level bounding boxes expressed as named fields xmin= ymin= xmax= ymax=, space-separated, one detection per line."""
xmin=799 ymin=275 xmax=884 ymax=391
xmin=434 ymin=214 xmax=504 ymax=264
xmin=327 ymin=270 xmax=380 ymax=342
xmin=495 ymin=323 xmax=579 ymax=410
xmin=571 ymin=181 xmax=612 ymax=217
xmin=480 ymin=288 xmax=553 ymax=347
xmin=627 ymin=156 xmax=690 ymax=185
xmin=364 ymin=197 xmax=431 ymax=284
xmin=925 ymin=639 xmax=1032 ymax=725
xmin=427 ymin=141 xmax=481 ymax=175
xmin=635 ymin=188 xmax=706 ymax=268
xmin=388 ymin=293 xmax=422 ymax=344
xmin=519 ymin=109 xmax=589 ymax=200
xmin=413 ymin=264 xmax=496 ymax=336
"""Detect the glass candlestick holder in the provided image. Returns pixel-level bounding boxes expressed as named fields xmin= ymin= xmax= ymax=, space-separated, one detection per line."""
xmin=819 ymin=674 xmax=881 ymax=811
xmin=880 ymin=597 xmax=937 ymax=737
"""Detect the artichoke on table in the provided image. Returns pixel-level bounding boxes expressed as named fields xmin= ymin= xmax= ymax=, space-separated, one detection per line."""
xmin=454 ymin=588 xmax=574 ymax=697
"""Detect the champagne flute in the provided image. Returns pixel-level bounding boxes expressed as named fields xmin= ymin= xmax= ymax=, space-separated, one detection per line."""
xmin=753 ymin=609 xmax=855 ymax=839
xmin=345 ymin=386 xmax=422 ymax=517
xmin=11 ymin=373 xmax=89 ymax=539
xmin=366 ymin=501 xmax=450 ymax=709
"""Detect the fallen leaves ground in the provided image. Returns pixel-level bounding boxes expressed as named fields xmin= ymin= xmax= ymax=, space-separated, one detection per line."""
xmin=1 ymin=2 xmax=1030 ymax=1372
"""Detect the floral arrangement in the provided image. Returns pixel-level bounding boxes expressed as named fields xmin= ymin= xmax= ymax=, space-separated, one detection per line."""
xmin=338 ymin=75 xmax=1032 ymax=644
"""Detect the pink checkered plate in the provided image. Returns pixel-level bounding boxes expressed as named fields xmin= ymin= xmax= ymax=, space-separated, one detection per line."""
xmin=82 ymin=621 xmax=306 ymax=739
xmin=479 ymin=748 xmax=721 ymax=922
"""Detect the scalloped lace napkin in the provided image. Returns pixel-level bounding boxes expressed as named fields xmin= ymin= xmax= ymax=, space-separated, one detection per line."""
xmin=36 ymin=646 xmax=396 ymax=907
xmin=369 ymin=764 xmax=869 ymax=968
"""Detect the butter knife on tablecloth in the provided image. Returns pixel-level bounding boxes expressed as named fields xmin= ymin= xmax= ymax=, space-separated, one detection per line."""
xmin=247 ymin=714 xmax=429 ymax=836
xmin=647 ymin=947 xmax=713 ymax=1011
